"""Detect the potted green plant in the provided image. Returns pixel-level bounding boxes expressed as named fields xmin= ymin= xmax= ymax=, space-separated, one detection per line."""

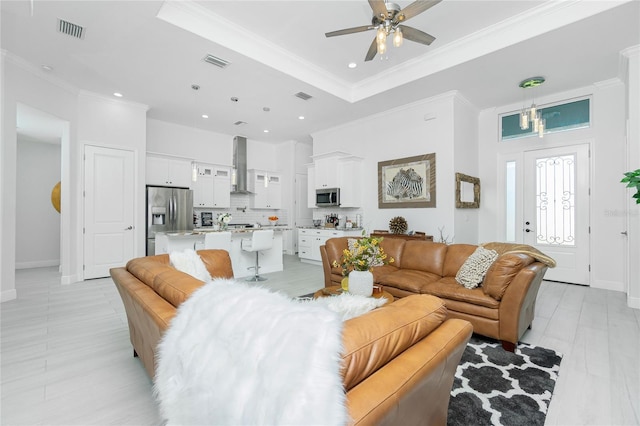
xmin=621 ymin=169 xmax=640 ymax=204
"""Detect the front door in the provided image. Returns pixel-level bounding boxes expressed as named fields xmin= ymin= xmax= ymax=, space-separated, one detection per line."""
xmin=83 ymin=145 xmax=135 ymax=279
xmin=523 ymin=144 xmax=590 ymax=285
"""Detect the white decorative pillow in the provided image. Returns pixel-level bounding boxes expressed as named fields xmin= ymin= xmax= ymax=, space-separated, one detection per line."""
xmin=456 ymin=246 xmax=499 ymax=289
xmin=303 ymin=293 xmax=388 ymax=321
xmin=169 ymin=249 xmax=211 ymax=282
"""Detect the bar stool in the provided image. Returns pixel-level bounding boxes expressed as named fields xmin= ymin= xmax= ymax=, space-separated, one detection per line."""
xmin=241 ymin=229 xmax=274 ymax=281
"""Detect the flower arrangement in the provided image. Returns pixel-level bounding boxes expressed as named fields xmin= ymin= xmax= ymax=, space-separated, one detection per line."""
xmin=268 ymin=216 xmax=279 ymax=221
xmin=217 ymin=212 xmax=232 ymax=225
xmin=332 ymin=234 xmax=393 ymax=274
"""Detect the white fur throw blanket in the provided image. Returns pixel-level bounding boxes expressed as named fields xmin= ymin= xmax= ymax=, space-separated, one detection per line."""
xmin=155 ymin=279 xmax=348 ymax=425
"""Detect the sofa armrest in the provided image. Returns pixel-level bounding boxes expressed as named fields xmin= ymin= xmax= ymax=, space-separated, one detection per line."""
xmin=346 ymin=318 xmax=473 ymax=426
xmin=319 ymin=244 xmax=335 ymax=288
xmin=498 ymin=262 xmax=548 ymax=345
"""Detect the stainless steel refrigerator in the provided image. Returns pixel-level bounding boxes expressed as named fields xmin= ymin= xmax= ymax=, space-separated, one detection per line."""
xmin=146 ymin=186 xmax=194 ymax=255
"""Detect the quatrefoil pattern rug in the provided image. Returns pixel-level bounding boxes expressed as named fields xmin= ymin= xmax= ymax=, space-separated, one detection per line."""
xmin=447 ymin=336 xmax=562 ymax=426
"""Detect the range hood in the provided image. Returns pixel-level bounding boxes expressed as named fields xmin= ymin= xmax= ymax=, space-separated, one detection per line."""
xmin=231 ymin=136 xmax=253 ymax=195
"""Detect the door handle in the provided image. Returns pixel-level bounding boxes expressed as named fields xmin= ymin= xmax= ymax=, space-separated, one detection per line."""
xmin=621 ymin=231 xmax=628 ymax=236
xmin=125 ymin=226 xmax=133 ymax=230
xmin=525 ymin=229 xmax=531 ymax=233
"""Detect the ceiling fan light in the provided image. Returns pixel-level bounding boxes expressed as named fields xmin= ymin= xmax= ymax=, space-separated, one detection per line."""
xmin=393 ymin=27 xmax=403 ymax=47
xmin=377 ymin=27 xmax=386 ymax=42
xmin=377 ymin=38 xmax=387 ymax=55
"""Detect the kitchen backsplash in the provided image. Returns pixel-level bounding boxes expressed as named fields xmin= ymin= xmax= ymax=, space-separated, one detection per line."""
xmin=194 ymin=193 xmax=287 ymax=227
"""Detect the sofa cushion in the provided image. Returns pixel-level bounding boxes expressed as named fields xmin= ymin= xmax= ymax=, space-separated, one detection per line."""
xmin=424 ymin=277 xmax=500 ymax=309
xmin=126 ymin=255 xmax=173 ymax=287
xmin=152 ymin=270 xmax=207 ymax=308
xmin=198 ymin=249 xmax=235 ymax=279
xmin=483 ymin=253 xmax=535 ymax=300
xmin=377 ymin=269 xmax=441 ymax=293
xmin=442 ymin=244 xmax=479 ymax=277
xmin=378 ymin=238 xmax=406 ymax=268
xmin=371 ymin=264 xmax=400 ymax=283
xmin=455 ymin=246 xmax=499 ymax=289
xmin=341 ymin=294 xmax=447 ymax=391
xmin=400 ymin=241 xmax=448 ymax=275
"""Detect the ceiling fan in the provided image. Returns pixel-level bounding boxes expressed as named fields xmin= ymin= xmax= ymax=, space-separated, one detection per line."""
xmin=325 ymin=0 xmax=442 ymax=61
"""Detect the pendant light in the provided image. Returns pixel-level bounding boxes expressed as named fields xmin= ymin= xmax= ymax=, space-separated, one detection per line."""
xmin=519 ymin=77 xmax=546 ymax=138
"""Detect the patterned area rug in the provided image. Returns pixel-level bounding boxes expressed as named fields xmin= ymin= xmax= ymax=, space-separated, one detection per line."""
xmin=447 ymin=335 xmax=562 ymax=426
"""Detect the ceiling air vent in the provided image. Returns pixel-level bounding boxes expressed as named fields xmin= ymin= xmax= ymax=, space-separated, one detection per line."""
xmin=203 ymin=54 xmax=230 ymax=69
xmin=57 ymin=18 xmax=85 ymax=39
xmin=234 ymin=121 xmax=247 ymax=126
xmin=295 ymin=92 xmax=312 ymax=101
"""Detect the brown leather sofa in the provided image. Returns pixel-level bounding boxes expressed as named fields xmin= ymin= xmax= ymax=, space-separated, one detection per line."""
xmin=321 ymin=238 xmax=552 ymax=351
xmin=111 ymin=249 xmax=473 ymax=425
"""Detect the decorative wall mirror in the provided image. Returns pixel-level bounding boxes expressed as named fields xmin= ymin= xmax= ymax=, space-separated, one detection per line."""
xmin=455 ymin=173 xmax=480 ymax=208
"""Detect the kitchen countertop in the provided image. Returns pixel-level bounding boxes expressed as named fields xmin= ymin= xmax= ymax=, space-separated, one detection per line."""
xmin=159 ymin=225 xmax=293 ymax=236
xmin=297 ymin=226 xmax=364 ymax=231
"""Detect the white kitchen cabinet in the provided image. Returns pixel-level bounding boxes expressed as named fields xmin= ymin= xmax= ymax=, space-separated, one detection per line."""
xmin=314 ymin=157 xmax=339 ymax=189
xmin=212 ymin=166 xmax=231 ymax=208
xmin=146 ymin=155 xmax=192 ymax=188
xmin=306 ymin=152 xmax=363 ymax=208
xmin=297 ymin=228 xmax=361 ymax=263
xmin=193 ymin=164 xmax=231 ymax=208
xmin=248 ymin=170 xmax=281 ymax=209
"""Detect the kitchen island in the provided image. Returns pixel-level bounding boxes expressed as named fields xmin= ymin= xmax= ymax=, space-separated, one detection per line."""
xmin=156 ymin=226 xmax=291 ymax=279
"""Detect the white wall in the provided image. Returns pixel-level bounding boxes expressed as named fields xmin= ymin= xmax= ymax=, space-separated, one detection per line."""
xmin=453 ymin=98 xmax=480 ymax=244
xmin=147 ymin=118 xmax=232 ymax=166
xmin=16 ymin=138 xmax=61 ymax=268
xmin=1 ymin=53 xmax=78 ymax=300
xmin=311 ymin=92 xmax=467 ymax=239
xmin=624 ymin=46 xmax=640 ymax=308
xmin=78 ymin=92 xmax=148 ymax=260
xmin=478 ymin=81 xmax=629 ymax=292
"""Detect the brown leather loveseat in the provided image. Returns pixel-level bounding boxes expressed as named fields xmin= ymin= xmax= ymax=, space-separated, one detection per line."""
xmin=111 ymin=249 xmax=473 ymax=425
xmin=321 ymin=238 xmax=554 ymax=351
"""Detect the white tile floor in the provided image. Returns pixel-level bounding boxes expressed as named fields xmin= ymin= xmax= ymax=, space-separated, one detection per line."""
xmin=1 ymin=256 xmax=639 ymax=425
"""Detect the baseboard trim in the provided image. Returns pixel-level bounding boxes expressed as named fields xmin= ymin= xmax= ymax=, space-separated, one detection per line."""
xmin=61 ymin=274 xmax=79 ymax=285
xmin=15 ymin=259 xmax=60 ymax=269
xmin=591 ymin=279 xmax=624 ymax=292
xmin=1 ymin=289 xmax=17 ymax=303
xmin=628 ymin=294 xmax=640 ymax=310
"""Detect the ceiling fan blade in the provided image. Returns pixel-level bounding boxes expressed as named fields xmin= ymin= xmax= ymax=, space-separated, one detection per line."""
xmin=368 ymin=0 xmax=388 ymax=20
xmin=325 ymin=25 xmax=374 ymax=38
xmin=365 ymin=37 xmax=378 ymax=61
xmin=396 ymin=0 xmax=442 ymax=22
xmin=398 ymin=25 xmax=436 ymax=45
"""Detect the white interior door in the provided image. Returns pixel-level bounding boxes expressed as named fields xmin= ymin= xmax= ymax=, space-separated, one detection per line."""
xmin=523 ymin=144 xmax=590 ymax=285
xmin=84 ymin=145 xmax=135 ymax=279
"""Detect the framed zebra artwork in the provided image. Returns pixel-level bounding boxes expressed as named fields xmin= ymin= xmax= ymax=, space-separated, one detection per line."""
xmin=378 ymin=153 xmax=436 ymax=208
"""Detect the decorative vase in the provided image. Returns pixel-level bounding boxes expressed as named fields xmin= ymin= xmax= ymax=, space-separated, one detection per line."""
xmin=348 ymin=270 xmax=374 ymax=297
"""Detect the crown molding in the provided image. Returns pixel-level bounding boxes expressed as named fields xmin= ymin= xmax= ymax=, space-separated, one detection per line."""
xmin=158 ymin=1 xmax=633 ymax=105
xmin=2 ymin=49 xmax=78 ymax=95
xmin=156 ymin=1 xmax=354 ymax=102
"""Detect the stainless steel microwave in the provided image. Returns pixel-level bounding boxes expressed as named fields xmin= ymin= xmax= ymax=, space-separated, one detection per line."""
xmin=316 ymin=188 xmax=340 ymax=207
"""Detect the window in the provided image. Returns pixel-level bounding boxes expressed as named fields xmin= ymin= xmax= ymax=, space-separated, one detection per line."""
xmin=501 ymin=98 xmax=590 ymax=140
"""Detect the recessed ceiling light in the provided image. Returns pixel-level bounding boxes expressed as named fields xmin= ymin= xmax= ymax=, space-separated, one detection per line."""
xmin=202 ymin=114 xmax=209 ymax=119
xmin=263 ymin=129 xmax=269 ymax=133
xmin=348 ymin=62 xmax=357 ymax=69
xmin=113 ymin=92 xmax=123 ymax=97
xmin=231 ymin=97 xmax=239 ymax=102
xmin=298 ymin=116 xmax=305 ymax=120
xmin=41 ymin=65 xmax=53 ymax=72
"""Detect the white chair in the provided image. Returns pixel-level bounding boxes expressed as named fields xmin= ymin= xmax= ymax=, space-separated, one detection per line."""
xmin=203 ymin=231 xmax=232 ymax=252
xmin=241 ymin=229 xmax=274 ymax=281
